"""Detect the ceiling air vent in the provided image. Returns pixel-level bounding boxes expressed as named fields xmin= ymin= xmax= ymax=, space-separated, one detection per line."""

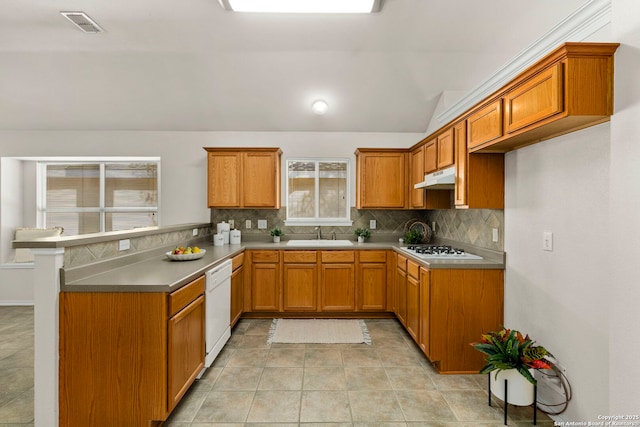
xmin=60 ymin=12 xmax=104 ymax=33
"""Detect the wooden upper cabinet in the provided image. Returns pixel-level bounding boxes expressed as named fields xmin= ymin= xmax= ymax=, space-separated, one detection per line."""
xmin=355 ymin=149 xmax=407 ymax=209
xmin=424 ymin=139 xmax=438 ymax=174
xmin=410 ymin=146 xmax=425 ymax=208
xmin=453 ymin=121 xmax=467 ymax=207
xmin=205 ymin=147 xmax=282 ymax=209
xmin=467 ymin=99 xmax=503 ymax=150
xmin=504 ymin=62 xmax=563 ymax=134
xmin=436 ymin=129 xmax=454 ymax=169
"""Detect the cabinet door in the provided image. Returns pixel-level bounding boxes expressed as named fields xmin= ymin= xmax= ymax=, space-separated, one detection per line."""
xmin=395 ymin=267 xmax=407 ymax=326
xmin=243 ymin=151 xmax=281 ymax=208
xmin=231 ymin=265 xmax=244 ymax=326
xmin=418 ymin=268 xmax=430 ymax=358
xmin=321 ymin=264 xmax=355 ymax=311
xmin=356 ymin=150 xmax=407 ymax=209
xmin=467 ymin=99 xmax=503 ymax=150
xmin=504 ymin=63 xmax=563 ymax=134
xmin=406 ymin=273 xmax=419 ymax=342
xmin=283 ymin=264 xmax=318 ymax=311
xmin=437 ymin=128 xmax=454 ymax=169
xmin=357 ymin=263 xmax=387 ymax=311
xmin=454 ymin=121 xmax=468 ymax=207
xmin=168 ymin=294 xmax=205 ymax=411
xmin=424 ymin=139 xmax=438 ymax=174
xmin=410 ymin=146 xmax=425 ymax=208
xmin=251 ymin=263 xmax=280 ymax=311
xmin=207 ymin=152 xmax=241 ymax=207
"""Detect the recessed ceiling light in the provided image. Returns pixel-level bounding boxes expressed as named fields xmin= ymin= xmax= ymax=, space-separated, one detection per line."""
xmin=312 ymin=100 xmax=329 ymax=115
xmin=218 ymin=0 xmax=383 ymax=14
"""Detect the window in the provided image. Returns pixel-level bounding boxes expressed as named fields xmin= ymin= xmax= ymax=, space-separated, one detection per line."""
xmin=39 ymin=159 xmax=160 ymax=236
xmin=285 ymin=159 xmax=351 ymax=226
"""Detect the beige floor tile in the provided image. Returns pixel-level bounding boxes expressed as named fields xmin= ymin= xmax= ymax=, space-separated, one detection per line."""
xmin=303 ymin=367 xmax=347 ymax=390
xmin=213 ymin=367 xmax=263 ymax=390
xmin=0 ymin=388 xmax=34 ymax=424
xmin=238 ymin=334 xmax=271 ymax=349
xmin=266 ymin=347 xmax=306 ymax=367
xmin=395 ymin=390 xmax=458 ymax=422
xmin=305 ymin=348 xmax=344 ymax=367
xmin=193 ymin=391 xmax=254 ymax=423
xmin=377 ymin=346 xmax=423 ymax=367
xmin=349 ymin=390 xmax=405 ymax=422
xmin=226 ymin=348 xmax=270 ymax=367
xmin=441 ymin=390 xmax=505 ymax=422
xmin=342 ymin=348 xmax=382 ymax=367
xmin=300 ymin=390 xmax=352 ymax=422
xmin=246 ymin=390 xmax=302 ymax=423
xmin=191 ymin=367 xmax=223 ymax=392
xmin=245 ymin=319 xmax=275 ymax=335
xmin=430 ymin=374 xmax=483 ymax=390
xmin=345 ymin=367 xmax=393 ymax=390
xmin=385 ymin=366 xmax=437 ymax=390
xmin=258 ymin=367 xmax=304 ymax=390
xmin=165 ymin=390 xmax=207 ymax=423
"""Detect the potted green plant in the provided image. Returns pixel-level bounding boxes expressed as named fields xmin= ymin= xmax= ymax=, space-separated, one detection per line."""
xmin=354 ymin=228 xmax=371 ymax=243
xmin=471 ymin=328 xmax=554 ymax=405
xmin=269 ymin=227 xmax=283 ymax=243
xmin=403 ymin=229 xmax=423 ymax=244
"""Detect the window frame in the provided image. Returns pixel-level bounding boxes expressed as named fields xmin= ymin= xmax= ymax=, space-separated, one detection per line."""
xmin=36 ymin=157 xmax=161 ymax=235
xmin=284 ymin=157 xmax=352 ymax=227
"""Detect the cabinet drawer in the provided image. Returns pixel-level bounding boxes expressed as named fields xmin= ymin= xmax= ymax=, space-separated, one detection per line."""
xmin=397 ymin=254 xmax=407 ymax=271
xmin=359 ymin=250 xmax=387 ymax=263
xmin=169 ymin=275 xmax=205 ymax=317
xmin=232 ymin=253 xmax=244 ymax=270
xmin=407 ymin=260 xmax=420 ymax=280
xmin=504 ymin=63 xmax=563 ymax=134
xmin=467 ymin=99 xmax=503 ymax=149
xmin=283 ymin=251 xmax=317 ymax=263
xmin=321 ymin=251 xmax=355 ymax=263
xmin=251 ymin=250 xmax=279 ymax=263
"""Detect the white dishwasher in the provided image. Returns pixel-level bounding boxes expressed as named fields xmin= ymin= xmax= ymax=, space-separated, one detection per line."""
xmin=201 ymin=259 xmax=232 ymax=375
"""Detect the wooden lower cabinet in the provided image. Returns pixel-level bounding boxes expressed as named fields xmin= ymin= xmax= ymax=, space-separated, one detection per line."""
xmin=59 ymin=276 xmax=205 ymax=426
xmin=405 ymin=260 xmax=420 ymax=342
xmin=320 ymin=251 xmax=355 ymax=311
xmin=230 ymin=253 xmax=244 ymax=327
xmin=421 ymin=268 xmax=504 ymax=373
xmin=395 ymin=254 xmax=408 ymax=326
xmin=418 ymin=267 xmax=430 ymax=357
xmin=356 ymin=251 xmax=388 ymax=311
xmin=283 ymin=251 xmax=318 ymax=311
xmin=249 ymin=251 xmax=281 ymax=311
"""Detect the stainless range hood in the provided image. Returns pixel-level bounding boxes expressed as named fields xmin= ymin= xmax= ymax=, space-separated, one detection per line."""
xmin=414 ymin=166 xmax=455 ymax=190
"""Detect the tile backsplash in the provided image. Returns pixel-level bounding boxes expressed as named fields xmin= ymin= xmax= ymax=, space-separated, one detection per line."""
xmin=211 ymin=207 xmax=504 ymax=251
xmin=426 ymin=209 xmax=504 ymax=251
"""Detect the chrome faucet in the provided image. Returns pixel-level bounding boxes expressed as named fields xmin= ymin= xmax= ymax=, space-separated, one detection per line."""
xmin=315 ymin=226 xmax=322 ymax=240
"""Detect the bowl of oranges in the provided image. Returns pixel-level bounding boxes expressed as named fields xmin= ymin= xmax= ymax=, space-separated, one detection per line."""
xmin=166 ymin=245 xmax=205 ymax=261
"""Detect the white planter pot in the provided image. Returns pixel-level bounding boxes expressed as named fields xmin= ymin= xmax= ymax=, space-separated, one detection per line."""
xmin=273 ymin=236 xmax=280 ymax=243
xmin=357 ymin=236 xmax=364 ymax=243
xmin=490 ymin=369 xmax=535 ymax=406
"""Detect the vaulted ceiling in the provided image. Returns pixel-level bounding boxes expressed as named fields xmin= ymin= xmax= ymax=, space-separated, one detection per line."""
xmin=0 ymin=0 xmax=587 ymax=132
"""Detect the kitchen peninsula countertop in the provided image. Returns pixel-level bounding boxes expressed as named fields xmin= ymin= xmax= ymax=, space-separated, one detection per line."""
xmin=60 ymin=239 xmax=504 ymax=293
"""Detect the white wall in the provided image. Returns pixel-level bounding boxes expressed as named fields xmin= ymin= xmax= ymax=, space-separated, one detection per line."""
xmin=504 ymin=124 xmax=611 ymax=421
xmin=609 ymin=0 xmax=640 ymax=413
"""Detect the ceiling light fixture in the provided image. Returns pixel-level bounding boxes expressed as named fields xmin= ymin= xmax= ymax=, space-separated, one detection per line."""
xmin=218 ymin=0 xmax=383 ymax=14
xmin=312 ymin=100 xmax=329 ymax=115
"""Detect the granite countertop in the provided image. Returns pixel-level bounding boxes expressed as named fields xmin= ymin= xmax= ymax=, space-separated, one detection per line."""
xmin=61 ymin=239 xmax=504 ymax=293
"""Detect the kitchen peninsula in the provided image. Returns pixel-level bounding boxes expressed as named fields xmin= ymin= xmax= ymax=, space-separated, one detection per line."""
xmin=16 ymin=223 xmax=504 ymax=426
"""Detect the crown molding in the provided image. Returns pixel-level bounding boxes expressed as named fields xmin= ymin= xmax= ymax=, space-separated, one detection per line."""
xmin=435 ymin=0 xmax=612 ymax=125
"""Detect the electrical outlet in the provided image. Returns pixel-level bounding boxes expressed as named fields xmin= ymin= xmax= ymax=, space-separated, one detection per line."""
xmin=432 ymin=222 xmax=436 ymax=232
xmin=229 ymin=219 xmax=234 ymax=229
xmin=258 ymin=219 xmax=267 ymax=229
xmin=118 ymin=239 xmax=130 ymax=251
xmin=192 ymin=228 xmax=198 ymax=236
xmin=369 ymin=220 xmax=376 ymax=229
xmin=543 ymin=231 xmax=553 ymax=251
xmin=492 ymin=228 xmax=499 ymax=242
xmin=245 ymin=220 xmax=252 ymax=229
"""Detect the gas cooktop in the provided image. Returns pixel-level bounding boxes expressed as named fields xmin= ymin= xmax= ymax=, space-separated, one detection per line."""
xmin=398 ymin=245 xmax=483 ymax=260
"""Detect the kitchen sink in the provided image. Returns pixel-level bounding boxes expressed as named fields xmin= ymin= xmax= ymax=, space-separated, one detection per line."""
xmin=286 ymin=239 xmax=354 ymax=246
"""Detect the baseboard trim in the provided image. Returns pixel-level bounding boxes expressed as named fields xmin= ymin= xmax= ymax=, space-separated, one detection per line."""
xmin=0 ymin=300 xmax=34 ymax=306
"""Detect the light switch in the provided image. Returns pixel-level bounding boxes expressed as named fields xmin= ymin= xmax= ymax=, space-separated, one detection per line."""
xmin=245 ymin=220 xmax=252 ymax=229
xmin=542 ymin=231 xmax=553 ymax=251
xmin=229 ymin=219 xmax=235 ymax=228
xmin=369 ymin=220 xmax=376 ymax=229
xmin=118 ymin=239 xmax=130 ymax=251
xmin=258 ymin=220 xmax=267 ymax=229
xmin=192 ymin=228 xmax=198 ymax=236
xmin=492 ymin=228 xmax=499 ymax=243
